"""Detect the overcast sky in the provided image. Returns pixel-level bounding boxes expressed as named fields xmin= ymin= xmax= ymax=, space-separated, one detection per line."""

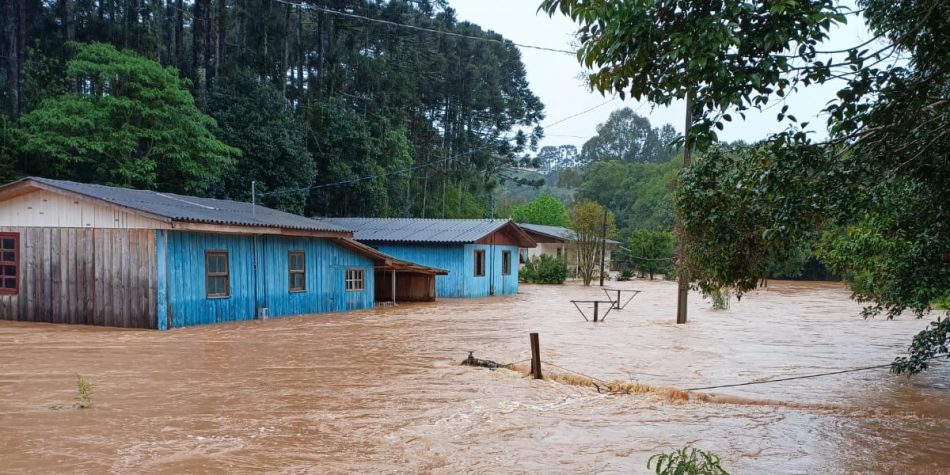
xmin=450 ymin=1 xmax=873 ymax=151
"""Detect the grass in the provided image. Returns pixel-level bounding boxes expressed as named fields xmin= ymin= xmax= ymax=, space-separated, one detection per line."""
xmin=73 ymin=374 xmax=92 ymax=409
xmin=648 ymin=446 xmax=730 ymax=475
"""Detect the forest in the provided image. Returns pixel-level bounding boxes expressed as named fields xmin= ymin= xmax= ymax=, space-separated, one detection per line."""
xmin=0 ymin=0 xmax=544 ymax=216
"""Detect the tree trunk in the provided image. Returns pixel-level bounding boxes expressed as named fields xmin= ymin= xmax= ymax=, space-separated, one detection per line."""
xmin=193 ymin=0 xmax=211 ymax=106
xmin=675 ymin=88 xmax=695 ymax=324
xmin=11 ymin=0 xmax=25 ymax=116
xmin=173 ymin=0 xmax=182 ymax=67
xmin=215 ymin=0 xmax=225 ymax=79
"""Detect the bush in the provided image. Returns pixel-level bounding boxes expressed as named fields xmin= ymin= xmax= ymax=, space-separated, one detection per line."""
xmin=648 ymin=447 xmax=729 ymax=475
xmin=709 ymin=287 xmax=730 ymax=310
xmin=520 ymin=255 xmax=567 ymax=284
xmin=617 ymin=269 xmax=634 ymax=281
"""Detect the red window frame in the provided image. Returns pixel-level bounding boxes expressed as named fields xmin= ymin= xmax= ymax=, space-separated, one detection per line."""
xmin=0 ymin=232 xmax=19 ymax=295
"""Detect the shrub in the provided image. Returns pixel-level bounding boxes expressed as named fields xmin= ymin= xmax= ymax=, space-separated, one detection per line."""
xmin=648 ymin=447 xmax=729 ymax=475
xmin=709 ymin=288 xmax=730 ymax=310
xmin=520 ymin=255 xmax=567 ymax=284
xmin=73 ymin=375 xmax=92 ymax=409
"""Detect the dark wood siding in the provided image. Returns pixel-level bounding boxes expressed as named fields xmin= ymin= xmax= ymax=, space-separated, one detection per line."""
xmin=0 ymin=227 xmax=157 ymax=328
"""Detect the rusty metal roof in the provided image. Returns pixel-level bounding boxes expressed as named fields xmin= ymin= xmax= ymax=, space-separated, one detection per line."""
xmin=12 ymin=177 xmax=350 ymax=233
xmin=324 ymin=217 xmax=534 ymax=245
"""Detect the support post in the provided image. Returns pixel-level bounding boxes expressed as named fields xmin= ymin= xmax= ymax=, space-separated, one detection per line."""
xmin=599 ymin=209 xmax=608 ymax=287
xmin=675 ymin=88 xmax=695 ymax=325
xmin=615 ymin=289 xmax=621 ymax=309
xmin=251 ymin=180 xmax=257 ymax=217
xmin=391 ymin=269 xmax=396 ymax=305
xmin=593 ymin=301 xmax=599 ymax=322
xmin=529 ymin=332 xmax=542 ymax=379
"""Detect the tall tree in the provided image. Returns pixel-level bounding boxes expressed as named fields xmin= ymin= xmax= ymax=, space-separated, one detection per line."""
xmin=19 ymin=42 xmax=237 ymax=192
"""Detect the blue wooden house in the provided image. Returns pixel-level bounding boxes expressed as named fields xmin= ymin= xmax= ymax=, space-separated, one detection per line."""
xmin=0 ymin=177 xmax=446 ymax=329
xmin=324 ymin=218 xmax=536 ymax=298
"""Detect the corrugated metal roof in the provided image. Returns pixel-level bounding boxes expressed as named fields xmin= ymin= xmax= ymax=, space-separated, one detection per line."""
xmin=323 ymin=217 xmax=515 ymax=243
xmin=18 ymin=177 xmax=350 ymax=233
xmin=519 ymin=223 xmax=621 ymax=245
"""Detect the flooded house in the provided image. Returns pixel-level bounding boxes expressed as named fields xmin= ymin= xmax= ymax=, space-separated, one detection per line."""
xmin=323 ymin=218 xmax=536 ymax=298
xmin=518 ymin=223 xmax=620 ymax=274
xmin=0 ymin=177 xmax=446 ymax=329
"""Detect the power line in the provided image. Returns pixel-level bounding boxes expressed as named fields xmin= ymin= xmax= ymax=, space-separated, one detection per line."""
xmin=683 ymin=363 xmax=895 ymax=391
xmin=543 ymin=98 xmax=617 ymax=129
xmin=273 ymin=1 xmax=576 ymax=55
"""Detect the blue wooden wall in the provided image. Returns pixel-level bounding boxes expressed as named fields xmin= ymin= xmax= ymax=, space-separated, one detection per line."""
xmin=156 ymin=231 xmax=374 ymax=329
xmin=371 ymin=242 xmax=519 ymax=298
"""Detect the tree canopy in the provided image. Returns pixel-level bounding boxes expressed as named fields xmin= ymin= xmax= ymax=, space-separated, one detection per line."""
xmin=581 ymin=107 xmax=679 ymax=164
xmin=1 ymin=0 xmax=545 ymax=217
xmin=510 ymin=193 xmax=570 ymax=227
xmin=19 ymin=42 xmax=237 ymax=193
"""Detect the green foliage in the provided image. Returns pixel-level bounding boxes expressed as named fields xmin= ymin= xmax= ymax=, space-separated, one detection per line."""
xmin=0 ymin=116 xmax=22 ymax=183
xmin=891 ymin=317 xmax=950 ymax=375
xmin=19 ymin=43 xmax=237 ymax=193
xmin=3 ymin=2 xmax=544 ymax=219
xmin=521 ymin=255 xmax=568 ymax=284
xmin=208 ymin=71 xmax=315 ymax=214
xmin=625 ymin=229 xmax=675 ymax=280
xmin=547 ymin=0 xmax=950 ymax=373
xmin=541 ymin=0 xmax=845 ymax=149
xmin=675 ymin=143 xmax=824 ymax=300
xmin=570 ymin=200 xmax=616 ymax=286
xmin=581 ymin=107 xmax=679 ymax=164
xmin=510 ymin=193 xmax=569 ymax=227
xmin=709 ymin=288 xmax=731 ymax=310
xmin=576 ymin=157 xmax=678 ymax=231
xmin=648 ymin=447 xmax=729 ymax=475
xmin=73 ymin=374 xmax=92 ymax=409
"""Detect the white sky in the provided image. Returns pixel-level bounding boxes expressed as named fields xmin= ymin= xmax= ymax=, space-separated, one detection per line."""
xmin=449 ymin=0 xmax=873 ymax=151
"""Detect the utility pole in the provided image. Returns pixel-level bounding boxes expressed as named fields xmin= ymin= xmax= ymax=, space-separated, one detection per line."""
xmin=599 ymin=208 xmax=608 ymax=287
xmin=675 ymin=89 xmax=695 ymax=324
xmin=251 ymin=180 xmax=257 ymax=217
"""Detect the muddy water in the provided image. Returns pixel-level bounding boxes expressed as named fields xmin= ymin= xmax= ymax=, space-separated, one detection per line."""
xmin=0 ymin=280 xmax=947 ymax=474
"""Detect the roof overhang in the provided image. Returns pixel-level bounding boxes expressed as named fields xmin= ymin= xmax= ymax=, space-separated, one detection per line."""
xmin=332 ymin=238 xmax=449 ymax=275
xmin=520 ymin=227 xmax=568 ymax=244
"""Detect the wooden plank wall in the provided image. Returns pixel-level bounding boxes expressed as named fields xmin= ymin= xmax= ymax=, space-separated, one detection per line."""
xmin=0 ymin=227 xmax=157 ymax=328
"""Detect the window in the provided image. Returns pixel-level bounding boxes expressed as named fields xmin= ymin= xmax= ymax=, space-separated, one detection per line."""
xmin=474 ymin=249 xmax=486 ymax=277
xmin=345 ymin=268 xmax=365 ymax=291
xmin=556 ymin=247 xmax=562 ymax=258
xmin=519 ymin=248 xmax=529 ymax=264
xmin=289 ymin=251 xmax=306 ymax=292
xmin=205 ymin=251 xmax=230 ymax=298
xmin=502 ymin=250 xmax=512 ymax=275
xmin=0 ymin=233 xmax=18 ymax=294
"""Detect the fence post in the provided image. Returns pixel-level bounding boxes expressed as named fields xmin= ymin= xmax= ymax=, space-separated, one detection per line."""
xmin=529 ymin=332 xmax=542 ymax=379
xmin=593 ymin=301 xmax=600 ymax=322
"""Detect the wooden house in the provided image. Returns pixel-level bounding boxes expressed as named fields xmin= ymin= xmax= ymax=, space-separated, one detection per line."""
xmin=324 ymin=218 xmax=536 ymax=298
xmin=518 ymin=223 xmax=620 ymax=274
xmin=0 ymin=177 xmax=446 ymax=329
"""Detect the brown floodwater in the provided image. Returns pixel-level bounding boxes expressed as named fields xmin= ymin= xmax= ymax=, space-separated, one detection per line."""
xmin=1 ymin=280 xmax=948 ymax=474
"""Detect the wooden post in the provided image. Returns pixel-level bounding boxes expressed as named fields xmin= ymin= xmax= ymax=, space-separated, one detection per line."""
xmin=529 ymin=332 xmax=542 ymax=379
xmin=615 ymin=289 xmax=621 ymax=309
xmin=599 ymin=209 xmax=608 ymax=287
xmin=593 ymin=301 xmax=599 ymax=322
